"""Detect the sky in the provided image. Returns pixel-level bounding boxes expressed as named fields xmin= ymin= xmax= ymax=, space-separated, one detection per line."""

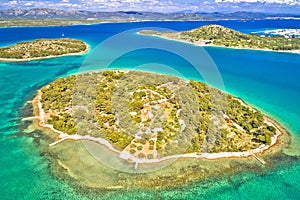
xmin=1 ymin=0 xmax=299 ymax=14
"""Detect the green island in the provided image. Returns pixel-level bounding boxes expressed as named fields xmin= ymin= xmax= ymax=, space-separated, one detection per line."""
xmin=139 ymin=24 xmax=300 ymax=52
xmin=35 ymin=70 xmax=282 ymax=162
xmin=0 ymin=38 xmax=88 ymax=61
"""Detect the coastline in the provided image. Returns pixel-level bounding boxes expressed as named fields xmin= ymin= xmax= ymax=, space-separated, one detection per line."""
xmin=30 ymin=86 xmax=286 ymax=166
xmin=1 ymin=19 xmax=299 ymax=29
xmin=138 ymin=32 xmax=300 ymax=55
xmin=0 ymin=43 xmax=90 ymax=62
xmin=0 ymin=19 xmax=262 ymax=29
xmin=1 ymin=19 xmax=299 ymax=198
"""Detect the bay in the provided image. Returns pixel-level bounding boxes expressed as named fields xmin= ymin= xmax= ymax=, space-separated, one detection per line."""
xmin=0 ymin=20 xmax=299 ymax=199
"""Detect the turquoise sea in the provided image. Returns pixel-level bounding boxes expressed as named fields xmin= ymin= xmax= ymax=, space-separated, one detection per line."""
xmin=0 ymin=20 xmax=299 ymax=199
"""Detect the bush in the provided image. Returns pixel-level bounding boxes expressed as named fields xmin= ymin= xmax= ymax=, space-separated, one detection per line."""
xmin=138 ymin=153 xmax=145 ymax=159
xmin=139 ymin=138 xmax=147 ymax=145
xmin=265 ymin=133 xmax=272 ymax=145
xmin=137 ymin=146 xmax=143 ymax=151
xmin=130 ymin=149 xmax=136 ymax=154
xmin=149 ymin=140 xmax=155 ymax=145
xmin=147 ymin=154 xmax=154 ymax=159
xmin=267 ymin=125 xmax=276 ymax=133
xmin=149 ymin=145 xmax=154 ymax=150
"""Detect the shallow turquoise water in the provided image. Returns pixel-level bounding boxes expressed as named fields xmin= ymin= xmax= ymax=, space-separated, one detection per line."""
xmin=0 ymin=20 xmax=299 ymax=199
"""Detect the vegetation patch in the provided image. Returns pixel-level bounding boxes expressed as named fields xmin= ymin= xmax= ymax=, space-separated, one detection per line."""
xmin=39 ymin=70 xmax=277 ymax=158
xmin=0 ymin=38 xmax=88 ymax=60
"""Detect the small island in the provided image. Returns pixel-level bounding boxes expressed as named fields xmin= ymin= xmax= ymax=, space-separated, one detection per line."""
xmin=139 ymin=25 xmax=300 ymax=52
xmin=0 ymin=38 xmax=89 ymax=61
xmin=33 ymin=70 xmax=283 ymax=165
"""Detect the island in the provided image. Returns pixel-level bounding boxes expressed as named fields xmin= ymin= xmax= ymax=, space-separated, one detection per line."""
xmin=0 ymin=18 xmax=102 ymax=27
xmin=1 ymin=9 xmax=300 ymax=28
xmin=32 ymin=70 xmax=283 ymax=164
xmin=0 ymin=38 xmax=89 ymax=61
xmin=139 ymin=25 xmax=300 ymax=52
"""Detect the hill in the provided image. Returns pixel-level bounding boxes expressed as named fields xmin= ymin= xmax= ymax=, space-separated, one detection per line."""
xmin=140 ymin=24 xmax=300 ymax=51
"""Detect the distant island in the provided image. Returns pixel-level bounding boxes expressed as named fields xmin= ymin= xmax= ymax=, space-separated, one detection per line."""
xmin=0 ymin=38 xmax=88 ymax=61
xmin=139 ymin=25 xmax=300 ymax=52
xmin=32 ymin=70 xmax=284 ymax=165
xmin=0 ymin=18 xmax=105 ymax=27
xmin=1 ymin=9 xmax=300 ymax=27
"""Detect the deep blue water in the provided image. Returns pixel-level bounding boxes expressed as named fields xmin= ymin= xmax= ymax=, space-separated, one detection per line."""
xmin=0 ymin=20 xmax=299 ymax=199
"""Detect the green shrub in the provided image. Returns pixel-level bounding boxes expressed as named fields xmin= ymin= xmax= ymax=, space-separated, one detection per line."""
xmin=138 ymin=153 xmax=145 ymax=159
xmin=130 ymin=149 xmax=136 ymax=154
xmin=149 ymin=140 xmax=155 ymax=145
xmin=147 ymin=154 xmax=154 ymax=159
xmin=137 ymin=146 xmax=143 ymax=151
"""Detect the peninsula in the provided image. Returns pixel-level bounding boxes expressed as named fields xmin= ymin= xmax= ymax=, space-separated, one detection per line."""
xmin=139 ymin=25 xmax=300 ymax=52
xmin=32 ymin=70 xmax=284 ymax=165
xmin=0 ymin=38 xmax=88 ymax=61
